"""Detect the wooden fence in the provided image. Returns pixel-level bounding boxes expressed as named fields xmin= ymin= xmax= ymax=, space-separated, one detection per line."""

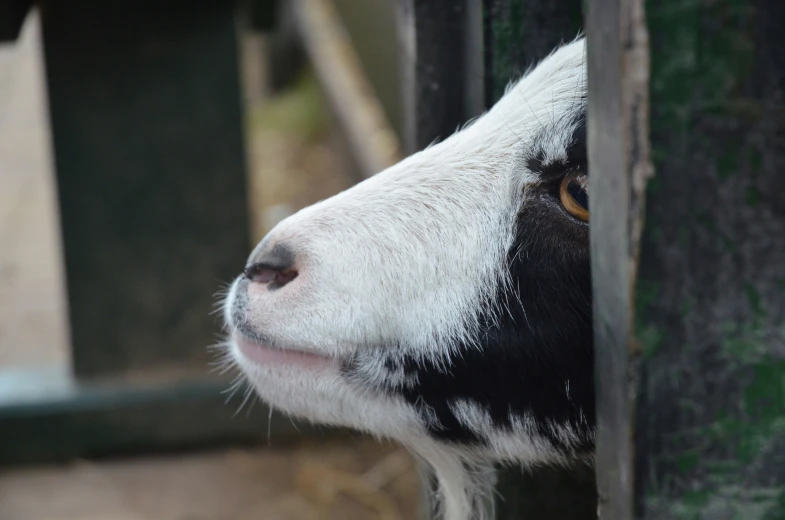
xmin=2 ymin=0 xmax=783 ymax=518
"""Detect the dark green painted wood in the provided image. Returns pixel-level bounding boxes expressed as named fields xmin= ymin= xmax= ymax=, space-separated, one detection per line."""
xmin=261 ymin=0 xmax=307 ymax=94
xmin=39 ymin=1 xmax=252 ymax=376
xmin=246 ymin=0 xmax=279 ymax=31
xmin=494 ymin=465 xmax=597 ymax=519
xmin=0 ymin=368 xmax=326 ymax=466
xmin=0 ymin=0 xmax=30 ymax=42
xmin=635 ymin=0 xmax=785 ymax=517
xmin=483 ymin=0 xmax=584 ymax=105
xmin=397 ymin=0 xmax=487 ymax=155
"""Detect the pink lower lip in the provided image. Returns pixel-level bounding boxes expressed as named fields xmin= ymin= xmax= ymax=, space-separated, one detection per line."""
xmin=234 ymin=333 xmax=335 ymax=369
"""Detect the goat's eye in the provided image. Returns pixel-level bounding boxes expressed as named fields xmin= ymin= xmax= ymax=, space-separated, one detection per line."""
xmin=559 ymin=173 xmax=589 ymax=221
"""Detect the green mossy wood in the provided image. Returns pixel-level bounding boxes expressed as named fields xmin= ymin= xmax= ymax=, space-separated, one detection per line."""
xmin=483 ymin=0 xmax=584 ymax=106
xmin=634 ymin=0 xmax=785 ymax=518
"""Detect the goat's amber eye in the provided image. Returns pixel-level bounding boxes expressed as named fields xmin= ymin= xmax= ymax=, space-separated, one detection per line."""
xmin=559 ymin=173 xmax=589 ymax=222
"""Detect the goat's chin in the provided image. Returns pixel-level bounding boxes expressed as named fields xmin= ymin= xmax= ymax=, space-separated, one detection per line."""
xmin=228 ymin=339 xmax=427 ymax=441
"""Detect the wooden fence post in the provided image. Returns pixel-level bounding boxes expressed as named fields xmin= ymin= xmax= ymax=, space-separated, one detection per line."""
xmin=40 ymin=0 xmax=252 ymax=377
xmin=586 ymin=0 xmax=650 ymax=517
xmin=590 ymin=0 xmax=785 ymax=518
xmin=397 ymin=0 xmax=484 ymax=156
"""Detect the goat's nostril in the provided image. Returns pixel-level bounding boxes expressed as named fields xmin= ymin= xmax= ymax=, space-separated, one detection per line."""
xmin=244 ymin=265 xmax=275 ymax=283
xmin=244 ymin=242 xmax=298 ymax=287
xmin=244 ymin=263 xmax=298 ymax=287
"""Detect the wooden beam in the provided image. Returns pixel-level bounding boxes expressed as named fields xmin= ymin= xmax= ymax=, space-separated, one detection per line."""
xmin=0 ymin=366 xmax=325 ymax=466
xmin=332 ymin=0 xmax=404 ymax=140
xmin=397 ymin=0 xmax=480 ymax=155
xmin=586 ymin=0 xmax=651 ymax=518
xmin=290 ymin=0 xmax=401 ymax=178
xmin=483 ymin=0 xmax=584 ymax=105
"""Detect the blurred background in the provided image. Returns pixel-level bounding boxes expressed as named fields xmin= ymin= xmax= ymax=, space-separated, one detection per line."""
xmin=0 ymin=1 xmax=420 ymax=518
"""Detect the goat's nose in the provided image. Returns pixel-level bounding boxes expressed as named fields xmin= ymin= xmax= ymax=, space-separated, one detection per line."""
xmin=244 ymin=243 xmax=298 ymax=289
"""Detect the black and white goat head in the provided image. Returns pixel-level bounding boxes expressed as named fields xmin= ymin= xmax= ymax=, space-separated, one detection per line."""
xmin=222 ymin=37 xmax=592 ymax=520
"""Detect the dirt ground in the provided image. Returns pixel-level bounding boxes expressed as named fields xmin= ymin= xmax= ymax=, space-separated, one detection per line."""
xmin=0 ymin=439 xmax=421 ymax=520
xmin=0 ymin=11 xmax=419 ymax=520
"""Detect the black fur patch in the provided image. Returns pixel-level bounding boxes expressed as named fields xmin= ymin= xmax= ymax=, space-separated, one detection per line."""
xmin=343 ymin=113 xmax=595 ymax=455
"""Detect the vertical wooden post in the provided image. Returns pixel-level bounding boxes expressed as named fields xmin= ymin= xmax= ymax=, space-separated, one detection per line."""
xmin=586 ymin=0 xmax=650 ymax=518
xmin=397 ymin=0 xmax=481 ymax=156
xmin=0 ymin=1 xmax=328 ymax=464
xmin=40 ymin=1 xmax=252 ymax=377
xmin=482 ymin=0 xmax=584 ymax=105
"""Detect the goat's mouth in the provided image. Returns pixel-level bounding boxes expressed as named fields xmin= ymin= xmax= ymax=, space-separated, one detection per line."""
xmin=232 ymin=332 xmax=337 ymax=369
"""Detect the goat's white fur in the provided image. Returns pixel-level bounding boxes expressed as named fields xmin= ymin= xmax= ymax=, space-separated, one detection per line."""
xmin=223 ymin=37 xmax=588 ymax=520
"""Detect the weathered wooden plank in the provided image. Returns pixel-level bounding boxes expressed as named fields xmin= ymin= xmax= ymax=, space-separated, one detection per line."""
xmin=483 ymin=0 xmax=584 ymax=105
xmin=493 ymin=465 xmax=597 ymax=519
xmin=332 ymin=0 xmax=404 ymax=139
xmin=586 ymin=0 xmax=651 ymax=518
xmin=396 ymin=0 xmax=480 ymax=155
xmin=0 ymin=367 xmax=323 ymax=466
xmin=39 ymin=1 xmax=251 ymax=376
xmin=290 ymin=0 xmax=401 ymax=178
xmin=634 ymin=0 xmax=785 ymax=518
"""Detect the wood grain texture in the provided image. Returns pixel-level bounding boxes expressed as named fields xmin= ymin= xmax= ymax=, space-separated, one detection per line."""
xmin=587 ymin=0 xmax=651 ymax=518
